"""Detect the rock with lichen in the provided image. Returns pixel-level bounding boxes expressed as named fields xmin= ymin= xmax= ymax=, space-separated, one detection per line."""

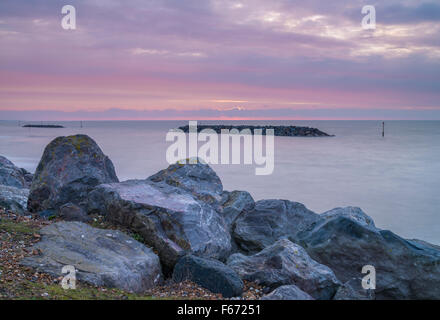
xmin=27 ymin=135 xmax=118 ymax=214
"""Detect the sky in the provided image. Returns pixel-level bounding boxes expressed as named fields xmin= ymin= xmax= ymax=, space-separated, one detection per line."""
xmin=0 ymin=0 xmax=440 ymax=120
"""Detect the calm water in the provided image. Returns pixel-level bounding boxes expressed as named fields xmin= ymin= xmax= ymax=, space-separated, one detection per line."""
xmin=1 ymin=120 xmax=439 ymax=244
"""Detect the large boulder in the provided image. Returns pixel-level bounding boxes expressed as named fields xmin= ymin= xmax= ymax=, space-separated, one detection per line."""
xmin=321 ymin=206 xmax=375 ymax=228
xmin=148 ymin=159 xmax=223 ymax=207
xmin=227 ymin=239 xmax=340 ymax=300
xmin=173 ymin=255 xmax=243 ymax=298
xmin=0 ymin=155 xmax=32 ymax=189
xmin=0 ymin=185 xmax=29 ymax=214
xmin=233 ymin=200 xmax=322 ymax=253
xmin=261 ymin=285 xmax=314 ymax=300
xmin=297 ymin=216 xmax=440 ymax=300
xmin=27 ymin=135 xmax=118 ymax=213
xmin=88 ymin=178 xmax=231 ymax=272
xmin=220 ymin=190 xmax=255 ymax=230
xmin=20 ymin=222 xmax=162 ymax=292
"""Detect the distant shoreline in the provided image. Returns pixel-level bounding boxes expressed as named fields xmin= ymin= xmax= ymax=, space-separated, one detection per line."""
xmin=22 ymin=124 xmax=64 ymax=128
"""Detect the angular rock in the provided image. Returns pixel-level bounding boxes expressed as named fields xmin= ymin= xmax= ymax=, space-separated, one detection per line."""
xmin=261 ymin=285 xmax=314 ymax=300
xmin=0 ymin=155 xmax=32 ymax=189
xmin=227 ymin=239 xmax=340 ymax=300
xmin=88 ymin=179 xmax=231 ymax=272
xmin=220 ymin=190 xmax=255 ymax=230
xmin=20 ymin=222 xmax=162 ymax=292
xmin=27 ymin=135 xmax=119 ymax=213
xmin=58 ymin=203 xmax=90 ymax=222
xmin=173 ymin=255 xmax=243 ymax=298
xmin=333 ymin=278 xmax=375 ymax=300
xmin=148 ymin=159 xmax=223 ymax=207
xmin=0 ymin=185 xmax=29 ymax=214
xmin=321 ymin=206 xmax=375 ymax=228
xmin=233 ymin=200 xmax=322 ymax=253
xmin=297 ymin=216 xmax=440 ymax=300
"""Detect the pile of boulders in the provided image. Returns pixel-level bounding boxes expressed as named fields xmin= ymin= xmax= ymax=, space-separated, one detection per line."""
xmin=178 ymin=125 xmax=334 ymax=137
xmin=1 ymin=134 xmax=439 ymax=299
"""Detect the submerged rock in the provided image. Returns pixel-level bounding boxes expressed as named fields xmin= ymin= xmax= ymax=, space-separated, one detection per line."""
xmin=88 ymin=178 xmax=231 ymax=272
xmin=173 ymin=255 xmax=243 ymax=298
xmin=27 ymin=135 xmax=118 ymax=213
xmin=233 ymin=200 xmax=322 ymax=253
xmin=227 ymin=239 xmax=340 ymax=300
xmin=0 ymin=185 xmax=29 ymax=214
xmin=20 ymin=222 xmax=163 ymax=292
xmin=261 ymin=285 xmax=314 ymax=300
xmin=297 ymin=216 xmax=440 ymax=300
xmin=0 ymin=155 xmax=33 ymax=189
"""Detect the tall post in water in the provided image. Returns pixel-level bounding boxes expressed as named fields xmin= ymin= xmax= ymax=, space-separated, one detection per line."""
xmin=382 ymin=121 xmax=385 ymax=137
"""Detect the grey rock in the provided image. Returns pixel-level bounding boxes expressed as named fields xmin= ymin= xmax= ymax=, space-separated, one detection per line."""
xmin=20 ymin=168 xmax=34 ymax=189
xmin=227 ymin=239 xmax=340 ymax=300
xmin=0 ymin=185 xmax=29 ymax=214
xmin=297 ymin=216 xmax=440 ymax=300
xmin=27 ymin=135 xmax=118 ymax=213
xmin=58 ymin=203 xmax=90 ymax=222
xmin=88 ymin=179 xmax=231 ymax=272
xmin=261 ymin=285 xmax=314 ymax=300
xmin=0 ymin=155 xmax=32 ymax=189
xmin=233 ymin=199 xmax=322 ymax=253
xmin=20 ymin=222 xmax=162 ymax=292
xmin=220 ymin=190 xmax=255 ymax=230
xmin=333 ymin=278 xmax=375 ymax=300
xmin=148 ymin=158 xmax=223 ymax=207
xmin=321 ymin=206 xmax=375 ymax=227
xmin=173 ymin=255 xmax=243 ymax=298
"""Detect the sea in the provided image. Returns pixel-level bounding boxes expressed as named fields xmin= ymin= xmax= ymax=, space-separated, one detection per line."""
xmin=1 ymin=120 xmax=439 ymax=245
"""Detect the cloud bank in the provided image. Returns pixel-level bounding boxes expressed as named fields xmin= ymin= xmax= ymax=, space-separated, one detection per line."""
xmin=0 ymin=0 xmax=439 ymax=119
